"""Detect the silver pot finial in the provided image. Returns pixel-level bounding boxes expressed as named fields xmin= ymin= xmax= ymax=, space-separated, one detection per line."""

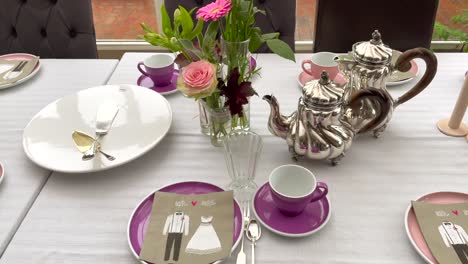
xmin=319 ymin=71 xmax=330 ymax=85
xmin=370 ymin=30 xmax=382 ymax=45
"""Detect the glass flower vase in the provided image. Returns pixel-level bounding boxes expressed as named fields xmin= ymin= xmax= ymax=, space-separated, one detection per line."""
xmin=201 ymin=100 xmax=232 ymax=147
xmin=230 ymin=100 xmax=250 ymax=131
xmin=221 ymin=38 xmax=251 ymax=76
xmin=221 ymin=38 xmax=252 ymax=131
xmin=198 ymin=100 xmax=211 ymax=136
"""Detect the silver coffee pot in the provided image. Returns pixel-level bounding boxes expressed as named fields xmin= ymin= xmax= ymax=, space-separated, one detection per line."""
xmin=263 ymin=72 xmax=390 ymax=165
xmin=335 ymin=30 xmax=438 ymax=137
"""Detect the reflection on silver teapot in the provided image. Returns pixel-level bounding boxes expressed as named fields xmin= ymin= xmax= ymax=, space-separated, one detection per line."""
xmin=263 ymin=72 xmax=390 ymax=165
xmin=335 ymin=30 xmax=438 ymax=137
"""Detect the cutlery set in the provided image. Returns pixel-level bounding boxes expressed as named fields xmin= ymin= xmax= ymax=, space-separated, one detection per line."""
xmin=237 ymin=201 xmax=261 ymax=264
xmin=0 ymin=57 xmax=40 ymax=86
xmin=72 ymin=102 xmax=120 ymax=161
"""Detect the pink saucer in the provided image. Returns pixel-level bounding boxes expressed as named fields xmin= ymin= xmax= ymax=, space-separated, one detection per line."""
xmin=405 ymin=191 xmax=468 ymax=264
xmin=297 ymin=71 xmax=346 ymax=87
xmin=137 ymin=69 xmax=179 ymax=95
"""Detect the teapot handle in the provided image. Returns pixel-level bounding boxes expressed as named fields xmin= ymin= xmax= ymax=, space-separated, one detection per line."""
xmin=394 ymin=48 xmax=438 ymax=106
xmin=349 ymin=88 xmax=392 ymax=134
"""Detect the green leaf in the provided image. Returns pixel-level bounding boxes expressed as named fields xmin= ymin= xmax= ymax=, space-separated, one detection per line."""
xmin=160 ymin=5 xmax=174 ymax=38
xmin=188 ymin=7 xmax=197 ymax=15
xmin=185 ymin=18 xmax=204 ymax=40
xmin=178 ymin=39 xmax=204 ymax=59
xmin=179 ymin=6 xmax=194 ymax=37
xmin=205 ymin=21 xmax=219 ymax=40
xmin=266 ymin=39 xmax=295 ymax=62
xmin=140 ymin=23 xmax=153 ymax=33
xmin=253 ymin=7 xmax=266 ymax=16
xmin=238 ymin=1 xmax=251 ymax=19
xmin=249 ymin=31 xmax=263 ymax=53
xmin=261 ymin=33 xmax=279 ymax=40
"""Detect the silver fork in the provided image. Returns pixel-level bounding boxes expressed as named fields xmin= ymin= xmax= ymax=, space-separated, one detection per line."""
xmin=236 ymin=201 xmax=248 ymax=264
xmin=3 ymin=61 xmax=27 ymax=80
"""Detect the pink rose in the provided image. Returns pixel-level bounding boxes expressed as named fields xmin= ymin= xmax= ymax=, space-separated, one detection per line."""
xmin=177 ymin=60 xmax=218 ymax=99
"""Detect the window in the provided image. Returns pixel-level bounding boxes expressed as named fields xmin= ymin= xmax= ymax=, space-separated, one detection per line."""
xmin=92 ymin=0 xmax=466 ymax=51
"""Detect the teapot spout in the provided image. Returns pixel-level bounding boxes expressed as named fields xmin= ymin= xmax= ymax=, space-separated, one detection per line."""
xmin=263 ymin=95 xmax=295 ymax=139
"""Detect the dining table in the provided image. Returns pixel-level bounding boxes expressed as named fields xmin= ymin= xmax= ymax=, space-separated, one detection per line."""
xmin=0 ymin=52 xmax=467 ymax=264
xmin=0 ymin=58 xmax=118 ymax=254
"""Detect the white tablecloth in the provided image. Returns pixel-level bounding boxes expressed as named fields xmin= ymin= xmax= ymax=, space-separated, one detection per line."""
xmin=0 ymin=59 xmax=118 ymax=254
xmin=0 ymin=53 xmax=466 ymax=264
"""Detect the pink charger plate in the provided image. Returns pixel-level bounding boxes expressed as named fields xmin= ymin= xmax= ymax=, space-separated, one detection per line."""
xmin=405 ymin=191 xmax=468 ymax=264
xmin=0 ymin=53 xmax=40 ymax=90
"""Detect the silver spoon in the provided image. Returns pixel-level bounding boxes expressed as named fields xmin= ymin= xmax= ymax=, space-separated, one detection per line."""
xmin=246 ymin=219 xmax=261 ymax=264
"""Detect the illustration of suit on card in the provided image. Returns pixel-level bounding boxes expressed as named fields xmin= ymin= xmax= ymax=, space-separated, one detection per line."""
xmin=163 ymin=212 xmax=190 ymax=262
xmin=439 ymin=221 xmax=468 ymax=264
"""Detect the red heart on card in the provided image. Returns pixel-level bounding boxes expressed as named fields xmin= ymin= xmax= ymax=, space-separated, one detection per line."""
xmin=191 ymin=201 xmax=198 ymax=206
xmin=453 ymin=210 xmax=459 ymax=216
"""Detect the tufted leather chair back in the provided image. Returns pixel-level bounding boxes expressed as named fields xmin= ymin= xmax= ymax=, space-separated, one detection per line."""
xmin=0 ymin=0 xmax=98 ymax=58
xmin=313 ymin=0 xmax=439 ymax=53
xmin=164 ymin=0 xmax=296 ymax=52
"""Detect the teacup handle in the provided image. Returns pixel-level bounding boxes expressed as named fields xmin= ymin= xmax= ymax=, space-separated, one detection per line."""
xmin=301 ymin=60 xmax=314 ymax=76
xmin=137 ymin=62 xmax=149 ymax=76
xmin=310 ymin=182 xmax=328 ymax=203
xmin=394 ymin=48 xmax=438 ymax=106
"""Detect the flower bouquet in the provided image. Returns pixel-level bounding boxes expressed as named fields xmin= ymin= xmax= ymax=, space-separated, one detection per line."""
xmin=140 ymin=0 xmax=295 ymax=146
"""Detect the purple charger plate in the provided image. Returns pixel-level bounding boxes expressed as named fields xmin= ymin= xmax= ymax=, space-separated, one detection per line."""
xmin=253 ymin=182 xmax=331 ymax=237
xmin=127 ymin=181 xmax=243 ymax=263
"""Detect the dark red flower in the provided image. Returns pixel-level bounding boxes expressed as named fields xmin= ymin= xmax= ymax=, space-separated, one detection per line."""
xmin=219 ymin=68 xmax=257 ymax=116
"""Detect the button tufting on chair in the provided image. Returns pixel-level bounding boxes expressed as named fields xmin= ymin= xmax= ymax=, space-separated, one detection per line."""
xmin=40 ymin=28 xmax=47 ymax=37
xmin=0 ymin=0 xmax=98 ymax=58
xmin=11 ymin=27 xmax=17 ymax=38
xmin=69 ymin=29 xmax=77 ymax=38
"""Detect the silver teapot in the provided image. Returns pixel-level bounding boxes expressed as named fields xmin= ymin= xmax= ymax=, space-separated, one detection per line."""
xmin=335 ymin=30 xmax=438 ymax=137
xmin=263 ymin=72 xmax=390 ymax=165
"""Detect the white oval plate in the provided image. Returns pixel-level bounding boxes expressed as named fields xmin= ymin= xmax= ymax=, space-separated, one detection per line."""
xmin=23 ymin=84 xmax=172 ymax=173
xmin=0 ymin=53 xmax=41 ymax=90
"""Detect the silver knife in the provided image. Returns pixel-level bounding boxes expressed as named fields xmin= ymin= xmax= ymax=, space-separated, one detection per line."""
xmin=82 ymin=102 xmax=120 ymax=161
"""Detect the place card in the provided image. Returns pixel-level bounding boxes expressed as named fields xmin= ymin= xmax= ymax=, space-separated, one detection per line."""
xmin=413 ymin=201 xmax=468 ymax=263
xmin=140 ymin=191 xmax=234 ymax=264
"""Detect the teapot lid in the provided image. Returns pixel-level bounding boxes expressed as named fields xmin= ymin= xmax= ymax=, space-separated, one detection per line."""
xmin=352 ymin=30 xmax=393 ymax=64
xmin=302 ymin=71 xmax=344 ymax=108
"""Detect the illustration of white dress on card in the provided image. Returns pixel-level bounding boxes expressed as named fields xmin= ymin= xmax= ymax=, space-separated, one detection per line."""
xmin=185 ymin=216 xmax=222 ymax=255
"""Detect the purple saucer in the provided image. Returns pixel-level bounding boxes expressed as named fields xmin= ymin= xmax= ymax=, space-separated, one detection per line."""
xmin=127 ymin=181 xmax=243 ymax=264
xmin=253 ymin=182 xmax=331 ymax=237
xmin=137 ymin=69 xmax=179 ymax=95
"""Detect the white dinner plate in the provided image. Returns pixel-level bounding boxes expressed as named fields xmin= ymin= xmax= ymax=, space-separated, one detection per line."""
xmin=23 ymin=84 xmax=172 ymax=173
xmin=0 ymin=53 xmax=41 ymax=90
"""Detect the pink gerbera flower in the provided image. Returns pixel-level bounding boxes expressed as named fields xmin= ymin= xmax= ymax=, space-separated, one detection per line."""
xmin=196 ymin=0 xmax=232 ymax=22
